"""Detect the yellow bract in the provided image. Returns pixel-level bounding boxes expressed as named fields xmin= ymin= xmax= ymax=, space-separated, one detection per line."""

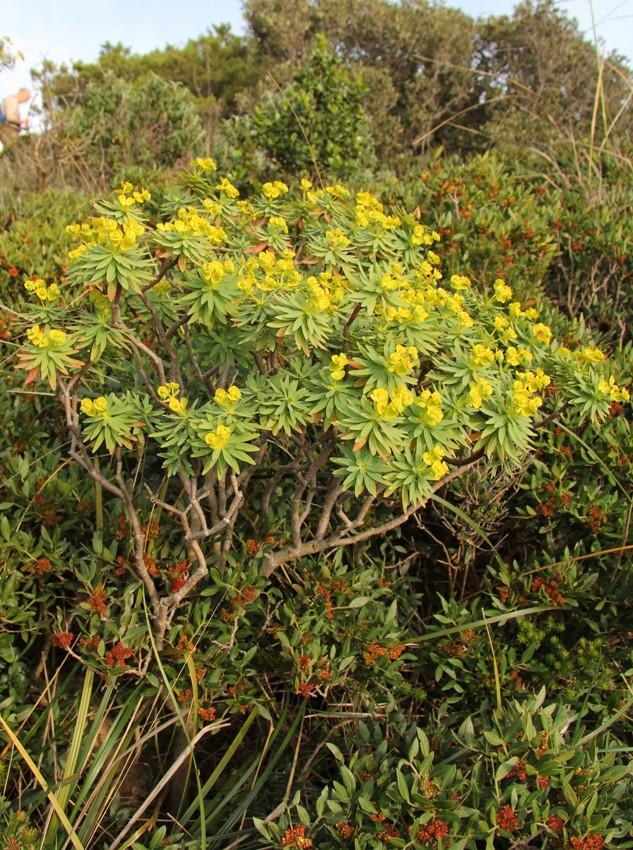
xmin=597 ymin=376 xmax=630 ymax=403
xmin=81 ymin=396 xmax=108 ymax=417
xmin=205 ymin=425 xmax=231 ymax=451
xmin=262 ymin=181 xmax=288 ymax=200
xmin=423 ymin=445 xmax=449 ymax=480
xmin=370 ymin=386 xmax=414 ymax=419
xmin=532 ymin=323 xmax=553 ymax=345
xmin=493 ymin=278 xmax=513 ymax=303
xmin=215 ymin=386 xmax=242 ymax=407
xmin=328 ymin=353 xmax=349 ymax=382
xmin=468 ymin=377 xmax=493 ymax=409
xmin=387 ymin=344 xmax=418 ymax=376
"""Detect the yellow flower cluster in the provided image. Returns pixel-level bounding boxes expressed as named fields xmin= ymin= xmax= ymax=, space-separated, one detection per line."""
xmin=493 ymin=315 xmax=518 ymax=343
xmin=81 ymin=396 xmax=108 ymax=417
xmin=597 ymin=376 xmax=630 ymax=403
xmin=117 ymin=182 xmax=151 ymax=209
xmin=156 ymin=208 xmax=226 ymax=243
xmin=468 ymin=377 xmax=493 ymax=409
xmin=306 ymin=276 xmax=334 ymax=311
xmin=504 ymin=346 xmax=533 ymax=366
xmin=532 ymin=323 xmax=553 ymax=345
xmin=26 ymin=325 xmax=67 ymax=348
xmin=202 ymin=258 xmax=235 ymax=288
xmin=235 ymin=252 xmax=302 ymax=295
xmin=326 ymin=184 xmax=350 ymax=200
xmin=158 ymin=382 xmax=188 ymax=415
xmin=370 ymin=386 xmax=414 ymax=419
xmin=423 ymin=445 xmax=449 ymax=480
xmin=450 ymin=274 xmax=471 ymax=291
xmin=516 ymin=368 xmax=550 ymax=393
xmin=67 ymin=216 xmax=145 ymax=254
xmin=205 ymin=424 xmax=231 ymax=450
xmin=262 ymin=181 xmax=289 ymax=200
xmin=416 ymin=389 xmax=444 ymax=425
xmin=24 ymin=279 xmax=60 ymax=302
xmin=215 ymin=177 xmax=239 ymax=198
xmin=268 ymin=216 xmax=288 ymax=234
xmin=380 ymin=268 xmax=405 ymax=292
xmin=191 ymin=157 xmax=217 ymax=173
xmin=354 ymin=193 xmax=401 ymax=230
xmin=582 ymin=347 xmax=605 ymax=364
xmin=411 ymin=224 xmax=440 ymax=247
xmin=509 ymin=302 xmax=539 ymax=321
xmin=493 ymin=278 xmax=512 ymax=303
xmin=512 ymin=369 xmax=550 ymax=417
xmin=326 ymin=228 xmax=351 ymax=250
xmin=214 ymin=386 xmax=242 ymax=407
xmin=471 ymin=344 xmax=496 ymax=367
xmin=328 ymin=353 xmax=349 ymax=381
xmin=386 ymin=344 xmax=418 ymax=376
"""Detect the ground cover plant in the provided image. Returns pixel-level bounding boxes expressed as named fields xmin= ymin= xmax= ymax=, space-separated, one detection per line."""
xmin=0 ymin=2 xmax=632 ymax=848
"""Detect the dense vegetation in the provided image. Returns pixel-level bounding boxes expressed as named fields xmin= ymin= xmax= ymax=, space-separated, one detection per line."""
xmin=0 ymin=2 xmax=631 ymax=849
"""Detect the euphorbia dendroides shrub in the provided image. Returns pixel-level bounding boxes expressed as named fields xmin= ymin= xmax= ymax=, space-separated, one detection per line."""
xmin=18 ymin=158 xmax=630 ymax=643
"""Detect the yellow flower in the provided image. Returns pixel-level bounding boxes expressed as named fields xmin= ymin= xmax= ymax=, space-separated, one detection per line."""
xmin=582 ymin=347 xmax=605 ymax=364
xmin=328 ymin=353 xmax=349 ymax=382
xmin=205 ymin=425 xmax=231 ymax=451
xmin=262 ymin=181 xmax=288 ymax=200
xmin=326 ymin=229 xmax=351 ymax=250
xmin=417 ymin=389 xmax=444 ymax=425
xmin=300 ymin=178 xmax=312 ymax=192
xmin=598 ymin=376 xmax=630 ymax=403
xmin=532 ymin=323 xmax=552 ymax=345
xmin=268 ymin=216 xmax=288 ymax=234
xmin=117 ymin=194 xmax=135 ymax=209
xmin=370 ymin=386 xmax=414 ymax=419
xmin=168 ymin=397 xmax=188 ymax=415
xmin=493 ymin=278 xmax=512 ymax=303
xmin=81 ymin=398 xmax=96 ymax=416
xmin=422 ymin=445 xmax=449 ymax=480
xmin=386 ymin=345 xmax=418 ymax=376
xmin=158 ymin=382 xmax=181 ymax=401
xmin=26 ymin=325 xmax=47 ymax=347
xmin=450 ymin=274 xmax=471 ymax=291
xmin=471 ymin=344 xmax=495 ymax=367
xmin=48 ymin=329 xmax=67 ymax=346
xmin=215 ymin=177 xmax=239 ymax=198
xmin=192 ymin=157 xmax=216 ymax=173
xmin=215 ymin=386 xmax=242 ymax=407
xmin=468 ymin=378 xmax=493 ymax=409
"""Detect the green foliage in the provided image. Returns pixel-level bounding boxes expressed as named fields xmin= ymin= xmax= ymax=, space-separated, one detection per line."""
xmin=216 ymin=38 xmax=375 ymax=184
xmin=56 ymin=72 xmax=206 ymax=183
xmin=43 ymin=26 xmax=257 ymax=133
xmin=260 ymin=692 xmax=632 ymax=848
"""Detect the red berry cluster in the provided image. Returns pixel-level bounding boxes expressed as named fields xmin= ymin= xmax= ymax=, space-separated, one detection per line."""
xmin=586 ymin=505 xmax=607 ymax=533
xmin=336 ymin=822 xmax=353 ymax=839
xmin=281 ymin=824 xmax=313 ymax=848
xmin=531 ymin=571 xmax=565 ymax=606
xmin=104 ymin=641 xmax=133 ymax=667
xmin=496 ymin=805 xmax=519 ymax=832
xmin=416 ymin=818 xmax=449 ymax=844
xmin=363 ymin=643 xmax=406 ymax=666
xmin=52 ymin=632 xmax=74 ymax=649
xmin=569 ymin=835 xmax=605 ymax=850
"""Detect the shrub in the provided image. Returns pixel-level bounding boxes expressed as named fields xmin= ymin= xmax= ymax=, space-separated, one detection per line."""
xmin=14 ymin=159 xmax=630 ymax=650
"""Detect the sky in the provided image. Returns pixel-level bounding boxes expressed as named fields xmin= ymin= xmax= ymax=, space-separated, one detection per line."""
xmin=1 ymin=0 xmax=631 ymax=118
